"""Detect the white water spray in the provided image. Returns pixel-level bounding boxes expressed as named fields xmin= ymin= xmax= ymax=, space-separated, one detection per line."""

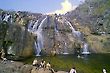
xmin=63 ymin=42 xmax=69 ymax=55
xmin=82 ymin=43 xmax=90 ymax=54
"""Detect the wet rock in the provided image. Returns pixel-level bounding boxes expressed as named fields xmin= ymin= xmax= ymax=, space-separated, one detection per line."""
xmin=5 ymin=24 xmax=34 ymax=60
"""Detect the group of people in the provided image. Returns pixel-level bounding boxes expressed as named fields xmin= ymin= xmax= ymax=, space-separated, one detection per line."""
xmin=32 ymin=58 xmax=107 ymax=73
xmin=32 ymin=59 xmax=52 ymax=70
xmin=32 ymin=58 xmax=77 ymax=73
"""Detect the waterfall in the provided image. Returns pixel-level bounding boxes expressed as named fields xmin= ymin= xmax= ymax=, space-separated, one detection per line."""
xmin=7 ymin=46 xmax=15 ymax=56
xmin=28 ymin=20 xmax=34 ymax=32
xmin=1 ymin=13 xmax=13 ymax=23
xmin=34 ymin=40 xmax=42 ymax=56
xmin=54 ymin=16 xmax=61 ymax=40
xmin=63 ymin=42 xmax=69 ymax=55
xmin=33 ymin=20 xmax=39 ymax=31
xmin=54 ymin=17 xmax=59 ymax=33
xmin=82 ymin=42 xmax=90 ymax=54
xmin=35 ymin=16 xmax=47 ymax=56
xmin=3 ymin=14 xmax=11 ymax=22
xmin=66 ymin=20 xmax=81 ymax=39
xmin=65 ymin=18 xmax=90 ymax=55
xmin=27 ymin=16 xmax=47 ymax=56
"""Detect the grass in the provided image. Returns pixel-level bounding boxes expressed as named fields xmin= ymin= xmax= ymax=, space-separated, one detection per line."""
xmin=86 ymin=34 xmax=110 ymax=52
xmin=94 ymin=0 xmax=110 ymax=15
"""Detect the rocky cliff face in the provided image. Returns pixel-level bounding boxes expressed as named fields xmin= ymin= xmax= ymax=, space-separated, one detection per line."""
xmin=0 ymin=10 xmax=84 ymax=57
xmin=43 ymin=15 xmax=81 ymax=54
xmin=0 ymin=10 xmax=41 ymax=59
xmin=0 ymin=0 xmax=110 ymax=59
xmin=28 ymin=15 xmax=83 ymax=55
xmin=0 ymin=22 xmax=35 ymax=60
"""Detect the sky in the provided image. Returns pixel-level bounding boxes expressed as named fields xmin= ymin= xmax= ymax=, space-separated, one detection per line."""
xmin=0 ymin=0 xmax=85 ymax=14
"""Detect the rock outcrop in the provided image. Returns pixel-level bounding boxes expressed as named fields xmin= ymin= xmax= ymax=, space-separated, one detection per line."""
xmin=0 ymin=60 xmax=68 ymax=73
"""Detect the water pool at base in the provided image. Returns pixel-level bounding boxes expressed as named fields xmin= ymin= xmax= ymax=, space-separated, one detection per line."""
xmin=23 ymin=54 xmax=110 ymax=73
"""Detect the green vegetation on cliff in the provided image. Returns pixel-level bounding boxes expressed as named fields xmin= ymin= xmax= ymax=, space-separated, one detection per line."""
xmin=66 ymin=0 xmax=110 ymax=53
xmin=0 ymin=11 xmax=35 ymax=60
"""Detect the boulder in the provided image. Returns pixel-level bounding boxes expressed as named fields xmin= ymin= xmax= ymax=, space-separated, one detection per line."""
xmin=31 ymin=68 xmax=52 ymax=73
xmin=5 ymin=24 xmax=34 ymax=60
xmin=0 ymin=60 xmax=23 ymax=73
xmin=20 ymin=64 xmax=33 ymax=73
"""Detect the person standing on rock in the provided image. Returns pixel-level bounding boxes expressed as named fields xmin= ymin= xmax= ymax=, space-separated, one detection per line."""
xmin=0 ymin=49 xmax=7 ymax=61
xmin=103 ymin=68 xmax=107 ymax=73
xmin=46 ymin=62 xmax=54 ymax=73
xmin=33 ymin=59 xmax=38 ymax=66
xmin=46 ymin=62 xmax=51 ymax=70
xmin=69 ymin=67 xmax=77 ymax=73
xmin=40 ymin=60 xmax=46 ymax=68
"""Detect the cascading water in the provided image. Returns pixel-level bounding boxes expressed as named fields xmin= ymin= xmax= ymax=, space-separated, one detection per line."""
xmin=28 ymin=20 xmax=34 ymax=32
xmin=66 ymin=20 xmax=81 ymax=39
xmin=63 ymin=42 xmax=69 ymax=55
xmin=65 ymin=18 xmax=90 ymax=55
xmin=34 ymin=16 xmax=47 ymax=56
xmin=28 ymin=20 xmax=39 ymax=33
xmin=33 ymin=20 xmax=39 ymax=31
xmin=3 ymin=14 xmax=11 ymax=22
xmin=7 ymin=46 xmax=15 ymax=56
xmin=1 ymin=13 xmax=13 ymax=23
xmin=82 ymin=42 xmax=90 ymax=54
xmin=27 ymin=16 xmax=47 ymax=56
xmin=54 ymin=17 xmax=59 ymax=33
